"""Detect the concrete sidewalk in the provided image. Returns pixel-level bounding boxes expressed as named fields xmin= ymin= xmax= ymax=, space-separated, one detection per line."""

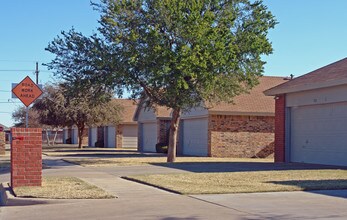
xmin=1 ymin=156 xmax=346 ymax=219
xmin=0 ymin=156 xmax=247 ymax=220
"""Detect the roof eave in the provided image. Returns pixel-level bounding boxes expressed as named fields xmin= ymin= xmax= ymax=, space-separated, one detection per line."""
xmin=264 ymin=78 xmax=347 ymax=96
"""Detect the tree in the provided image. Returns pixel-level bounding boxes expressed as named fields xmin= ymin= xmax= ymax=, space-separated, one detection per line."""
xmin=96 ymin=0 xmax=277 ymax=162
xmin=12 ymin=107 xmax=42 ymax=128
xmin=12 ymin=106 xmax=58 ymax=145
xmin=46 ymin=0 xmax=276 ymax=161
xmin=33 ymin=83 xmax=122 ymax=148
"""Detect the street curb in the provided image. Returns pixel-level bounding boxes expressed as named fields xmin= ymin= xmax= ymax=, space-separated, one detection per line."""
xmin=0 ymin=182 xmax=15 ymax=206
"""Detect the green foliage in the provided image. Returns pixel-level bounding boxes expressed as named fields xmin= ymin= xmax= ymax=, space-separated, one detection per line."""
xmin=45 ymin=0 xmax=276 ymax=157
xmin=94 ymin=0 xmax=277 ymax=110
xmin=45 ymin=29 xmax=124 ymax=101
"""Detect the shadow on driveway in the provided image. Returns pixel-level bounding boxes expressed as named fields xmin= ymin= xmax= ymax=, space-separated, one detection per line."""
xmin=268 ymin=180 xmax=347 ymax=199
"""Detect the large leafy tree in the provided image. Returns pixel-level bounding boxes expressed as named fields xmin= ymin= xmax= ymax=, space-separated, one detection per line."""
xmin=46 ymin=0 xmax=276 ymax=161
xmin=33 ymin=83 xmax=122 ymax=148
xmin=95 ymin=0 xmax=277 ymax=162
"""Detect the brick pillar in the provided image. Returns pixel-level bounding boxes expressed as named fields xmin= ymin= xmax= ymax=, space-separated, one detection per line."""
xmin=274 ymin=95 xmax=286 ymax=162
xmin=0 ymin=132 xmax=5 ymax=155
xmin=11 ymin=128 xmax=42 ymax=188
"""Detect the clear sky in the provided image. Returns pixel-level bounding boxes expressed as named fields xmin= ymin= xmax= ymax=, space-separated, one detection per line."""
xmin=1 ymin=0 xmax=347 ymax=127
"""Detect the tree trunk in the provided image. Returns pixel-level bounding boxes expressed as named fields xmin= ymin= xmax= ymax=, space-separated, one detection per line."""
xmin=167 ymin=108 xmax=181 ymax=162
xmin=52 ymin=129 xmax=58 ymax=146
xmin=45 ymin=129 xmax=51 ymax=146
xmin=78 ymin=124 xmax=85 ymax=149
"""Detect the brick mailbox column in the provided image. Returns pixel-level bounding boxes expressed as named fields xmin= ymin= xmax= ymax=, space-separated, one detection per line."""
xmin=11 ymin=128 xmax=42 ymax=188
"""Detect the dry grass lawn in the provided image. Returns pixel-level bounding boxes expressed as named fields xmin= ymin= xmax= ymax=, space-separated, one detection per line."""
xmin=42 ymin=146 xmax=139 ymax=157
xmin=125 ymin=169 xmax=347 ymax=194
xmin=63 ymin=157 xmax=272 ymax=167
xmin=14 ymin=176 xmax=115 ymax=199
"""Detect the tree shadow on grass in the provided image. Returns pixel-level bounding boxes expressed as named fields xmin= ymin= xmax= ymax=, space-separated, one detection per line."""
xmin=150 ymin=162 xmax=347 ymax=173
xmin=267 ymin=179 xmax=347 ymax=199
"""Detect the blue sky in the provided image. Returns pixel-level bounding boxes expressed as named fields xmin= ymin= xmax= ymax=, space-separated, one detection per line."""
xmin=1 ymin=0 xmax=347 ymax=127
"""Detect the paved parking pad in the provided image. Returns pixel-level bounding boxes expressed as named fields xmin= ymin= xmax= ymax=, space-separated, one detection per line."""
xmin=193 ymin=190 xmax=347 ymax=219
xmin=1 ymin=156 xmax=347 ymax=219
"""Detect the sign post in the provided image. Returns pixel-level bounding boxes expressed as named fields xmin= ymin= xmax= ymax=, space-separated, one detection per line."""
xmin=10 ymin=76 xmax=44 ymax=188
xmin=12 ymin=76 xmax=43 ymax=127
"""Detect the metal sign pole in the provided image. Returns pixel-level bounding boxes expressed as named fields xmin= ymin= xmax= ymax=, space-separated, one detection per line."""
xmin=25 ymin=106 xmax=29 ymax=128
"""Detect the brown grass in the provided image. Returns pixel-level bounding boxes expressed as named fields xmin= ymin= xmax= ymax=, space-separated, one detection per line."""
xmin=14 ymin=176 xmax=115 ymax=199
xmin=63 ymin=157 xmax=273 ymax=167
xmin=125 ymin=169 xmax=347 ymax=194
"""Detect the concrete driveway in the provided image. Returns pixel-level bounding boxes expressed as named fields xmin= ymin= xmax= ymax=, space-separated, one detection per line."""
xmin=0 ymin=155 xmax=346 ymax=219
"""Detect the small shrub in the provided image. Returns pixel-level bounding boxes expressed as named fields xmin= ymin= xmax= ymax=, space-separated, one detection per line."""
xmin=95 ymin=140 xmax=104 ymax=148
xmin=66 ymin=138 xmax=72 ymax=144
xmin=156 ymin=143 xmax=168 ymax=154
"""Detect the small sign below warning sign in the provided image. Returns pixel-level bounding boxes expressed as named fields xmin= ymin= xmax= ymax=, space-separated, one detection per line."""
xmin=12 ymin=76 xmax=43 ymax=107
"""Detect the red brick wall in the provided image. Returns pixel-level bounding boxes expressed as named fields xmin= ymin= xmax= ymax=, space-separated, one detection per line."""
xmin=0 ymin=132 xmax=5 ymax=155
xmin=209 ymin=115 xmax=275 ymax=158
xmin=11 ymin=128 xmax=42 ymax=188
xmin=274 ymin=95 xmax=286 ymax=162
xmin=157 ymin=120 xmax=171 ymax=144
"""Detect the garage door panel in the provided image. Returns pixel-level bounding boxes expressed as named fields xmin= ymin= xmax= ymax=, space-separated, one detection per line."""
xmin=291 ymin=102 xmax=347 ymax=166
xmin=142 ymin=123 xmax=157 ymax=152
xmin=106 ymin=126 xmax=116 ymax=148
xmin=122 ymin=125 xmax=138 ymax=148
xmin=182 ymin=118 xmax=208 ymax=156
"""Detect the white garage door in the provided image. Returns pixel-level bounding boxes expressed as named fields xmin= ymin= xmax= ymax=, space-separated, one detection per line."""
xmin=182 ymin=118 xmax=208 ymax=156
xmin=142 ymin=123 xmax=157 ymax=152
xmin=122 ymin=125 xmax=138 ymax=148
xmin=106 ymin=126 xmax=116 ymax=148
xmin=89 ymin=127 xmax=97 ymax=147
xmin=291 ymin=102 xmax=347 ymax=166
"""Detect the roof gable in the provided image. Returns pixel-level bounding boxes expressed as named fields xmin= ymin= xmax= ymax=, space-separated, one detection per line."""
xmin=112 ymin=99 xmax=138 ymax=123
xmin=134 ymin=103 xmax=171 ymax=122
xmin=265 ymin=57 xmax=347 ymax=95
xmin=207 ymin=76 xmax=286 ymax=115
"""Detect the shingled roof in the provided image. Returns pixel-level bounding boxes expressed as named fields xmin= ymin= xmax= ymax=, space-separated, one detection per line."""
xmin=207 ymin=76 xmax=287 ymax=116
xmin=265 ymin=57 xmax=347 ymax=96
xmin=112 ymin=99 xmax=138 ymax=124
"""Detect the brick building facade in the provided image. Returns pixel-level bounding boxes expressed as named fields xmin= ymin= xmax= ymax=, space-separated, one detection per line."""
xmin=136 ymin=76 xmax=286 ymax=157
xmin=209 ymin=115 xmax=274 ymax=158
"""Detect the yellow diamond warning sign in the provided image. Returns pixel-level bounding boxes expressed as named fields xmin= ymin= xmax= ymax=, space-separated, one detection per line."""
xmin=12 ymin=76 xmax=43 ymax=107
